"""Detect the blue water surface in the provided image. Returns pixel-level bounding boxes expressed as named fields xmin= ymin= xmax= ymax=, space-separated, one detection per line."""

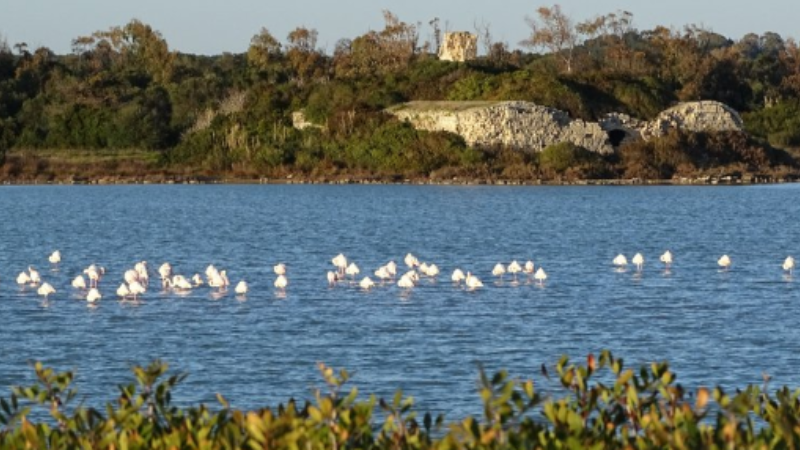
xmin=0 ymin=184 xmax=798 ymax=418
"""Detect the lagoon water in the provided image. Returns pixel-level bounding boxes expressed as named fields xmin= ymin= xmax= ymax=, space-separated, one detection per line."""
xmin=0 ymin=184 xmax=798 ymax=418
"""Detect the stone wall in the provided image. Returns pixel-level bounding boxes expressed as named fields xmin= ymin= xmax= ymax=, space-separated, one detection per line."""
xmin=438 ymin=32 xmax=478 ymax=62
xmin=388 ymin=100 xmax=743 ymax=154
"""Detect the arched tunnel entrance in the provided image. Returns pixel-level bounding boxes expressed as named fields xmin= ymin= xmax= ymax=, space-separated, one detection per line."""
xmin=607 ymin=129 xmax=628 ymax=147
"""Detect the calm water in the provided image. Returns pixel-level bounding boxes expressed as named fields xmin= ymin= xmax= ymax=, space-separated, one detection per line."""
xmin=0 ymin=184 xmax=798 ymax=418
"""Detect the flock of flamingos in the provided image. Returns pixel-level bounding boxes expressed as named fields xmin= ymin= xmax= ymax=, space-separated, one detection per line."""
xmin=4 ymin=250 xmax=797 ymax=304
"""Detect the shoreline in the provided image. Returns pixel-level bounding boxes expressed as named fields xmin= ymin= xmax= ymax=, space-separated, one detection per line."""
xmin=1 ymin=174 xmax=797 ymax=186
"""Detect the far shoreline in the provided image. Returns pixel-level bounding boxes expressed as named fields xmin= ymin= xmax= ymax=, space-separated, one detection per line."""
xmin=1 ymin=174 xmax=796 ymax=187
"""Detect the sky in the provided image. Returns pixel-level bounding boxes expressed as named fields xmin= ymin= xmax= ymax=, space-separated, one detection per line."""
xmin=1 ymin=0 xmax=797 ymax=55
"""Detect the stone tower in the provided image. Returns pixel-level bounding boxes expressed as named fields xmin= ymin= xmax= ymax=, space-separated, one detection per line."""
xmin=438 ymin=32 xmax=478 ymax=62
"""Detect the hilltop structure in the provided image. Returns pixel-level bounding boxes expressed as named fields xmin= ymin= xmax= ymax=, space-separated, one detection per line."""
xmin=437 ymin=32 xmax=478 ymax=62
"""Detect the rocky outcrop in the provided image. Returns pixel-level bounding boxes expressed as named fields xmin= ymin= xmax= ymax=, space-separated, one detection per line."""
xmin=388 ymin=100 xmax=743 ymax=154
xmin=438 ymin=32 xmax=478 ymax=62
xmin=640 ymin=101 xmax=744 ymax=139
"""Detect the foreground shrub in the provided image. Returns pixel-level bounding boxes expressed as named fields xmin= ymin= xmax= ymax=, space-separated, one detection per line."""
xmin=3 ymin=352 xmax=800 ymax=449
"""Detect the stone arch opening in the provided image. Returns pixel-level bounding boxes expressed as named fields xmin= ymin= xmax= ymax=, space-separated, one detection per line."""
xmin=607 ymin=129 xmax=627 ymax=147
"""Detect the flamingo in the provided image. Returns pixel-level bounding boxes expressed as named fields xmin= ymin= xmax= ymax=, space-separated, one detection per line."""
xmin=326 ymin=271 xmax=337 ymax=286
xmin=116 ymin=283 xmax=131 ymax=299
xmin=331 ymin=254 xmax=348 ymax=276
xmin=465 ymin=272 xmax=483 ymax=290
xmin=158 ymin=263 xmax=172 ymax=288
xmin=71 ymin=275 xmax=87 ymax=290
xmin=235 ymin=281 xmax=248 ymax=295
xmin=128 ymin=281 xmax=146 ymax=300
xmin=404 ymin=253 xmax=419 ymax=268
xmin=386 ymin=261 xmax=398 ymax=278
xmin=419 ymin=262 xmax=430 ymax=275
xmin=192 ymin=273 xmax=204 ymax=286
xmin=28 ymin=266 xmax=41 ymax=285
xmin=275 ymin=275 xmax=288 ymax=290
xmin=397 ymin=274 xmax=415 ymax=289
xmin=632 ymin=253 xmax=644 ymax=272
xmin=426 ymin=264 xmax=440 ymax=278
xmin=16 ymin=272 xmax=31 ymax=286
xmin=345 ymin=262 xmax=360 ymax=281
xmin=660 ymin=250 xmax=673 ymax=268
xmin=718 ymin=255 xmax=732 ymax=270
xmin=359 ymin=277 xmax=375 ymax=290
xmin=451 ymin=269 xmax=466 ymax=285
xmin=507 ymin=260 xmax=522 ymax=282
xmin=84 ymin=265 xmax=101 ymax=288
xmin=48 ymin=250 xmax=61 ymax=265
xmin=783 ymin=256 xmax=795 ymax=274
xmin=86 ymin=288 xmax=102 ymax=303
xmin=171 ymin=275 xmax=193 ymax=291
xmin=374 ymin=265 xmax=392 ymax=283
xmin=534 ymin=267 xmax=548 ymax=285
xmin=37 ymin=282 xmax=55 ymax=299
xmin=492 ymin=263 xmax=506 ymax=280
xmin=613 ymin=254 xmax=628 ymax=267
xmin=524 ymin=260 xmax=535 ymax=275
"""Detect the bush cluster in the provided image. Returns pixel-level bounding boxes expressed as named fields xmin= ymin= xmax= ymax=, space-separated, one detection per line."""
xmin=3 ymin=352 xmax=800 ymax=449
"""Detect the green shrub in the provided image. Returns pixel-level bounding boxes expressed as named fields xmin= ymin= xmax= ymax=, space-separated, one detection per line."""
xmin=5 ymin=352 xmax=800 ymax=449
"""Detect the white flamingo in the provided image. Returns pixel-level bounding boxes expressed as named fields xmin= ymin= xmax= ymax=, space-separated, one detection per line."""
xmin=37 ymin=282 xmax=55 ymax=299
xmin=332 ymin=254 xmax=348 ymax=276
xmin=275 ymin=275 xmax=288 ymax=290
xmin=71 ymin=275 xmax=87 ymax=290
xmin=783 ymin=256 xmax=795 ymax=274
xmin=492 ymin=263 xmax=506 ymax=281
xmin=128 ymin=281 xmax=146 ymax=300
xmin=158 ymin=263 xmax=172 ymax=288
xmin=426 ymin=264 xmax=440 ymax=278
xmin=86 ymin=288 xmax=102 ymax=303
xmin=386 ymin=261 xmax=398 ymax=278
xmin=359 ymin=277 xmax=375 ymax=290
xmin=524 ymin=260 xmax=535 ymax=275
xmin=235 ymin=280 xmax=248 ymax=295
xmin=397 ymin=274 xmax=415 ymax=289
xmin=84 ymin=265 xmax=101 ymax=288
xmin=451 ymin=268 xmax=466 ymax=285
xmin=192 ymin=273 xmax=204 ymax=286
xmin=116 ymin=283 xmax=131 ymax=299
xmin=718 ymin=255 xmax=732 ymax=270
xmin=326 ymin=271 xmax=337 ymax=286
xmin=632 ymin=253 xmax=644 ymax=272
xmin=28 ymin=266 xmax=41 ymax=285
xmin=374 ymin=266 xmax=392 ymax=283
xmin=404 ymin=253 xmax=419 ymax=268
xmin=16 ymin=272 xmax=31 ymax=286
xmin=660 ymin=250 xmax=673 ymax=268
xmin=48 ymin=250 xmax=61 ymax=265
xmin=613 ymin=254 xmax=628 ymax=267
xmin=465 ymin=272 xmax=483 ymax=290
xmin=507 ymin=260 xmax=522 ymax=282
xmin=534 ymin=267 xmax=548 ymax=285
xmin=345 ymin=262 xmax=360 ymax=281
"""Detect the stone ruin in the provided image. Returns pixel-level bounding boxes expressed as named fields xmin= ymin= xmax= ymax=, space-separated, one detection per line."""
xmin=438 ymin=32 xmax=478 ymax=62
xmin=387 ymin=100 xmax=744 ymax=154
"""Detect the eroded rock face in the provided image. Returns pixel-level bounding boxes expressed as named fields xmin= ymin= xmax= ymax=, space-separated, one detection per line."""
xmin=438 ymin=32 xmax=478 ymax=62
xmin=388 ymin=100 xmax=743 ymax=154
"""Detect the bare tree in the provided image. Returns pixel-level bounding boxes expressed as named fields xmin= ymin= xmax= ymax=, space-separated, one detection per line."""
xmin=520 ymin=4 xmax=579 ymax=73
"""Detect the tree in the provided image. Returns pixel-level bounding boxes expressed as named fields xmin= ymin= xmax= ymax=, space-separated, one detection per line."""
xmin=521 ymin=4 xmax=579 ymax=73
xmin=247 ymin=27 xmax=283 ymax=80
xmin=286 ymin=27 xmax=325 ymax=86
xmin=86 ymin=19 xmax=176 ymax=84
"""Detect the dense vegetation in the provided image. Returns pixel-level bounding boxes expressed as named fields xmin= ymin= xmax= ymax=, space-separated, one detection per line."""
xmin=3 ymin=352 xmax=800 ymax=448
xmin=1 ymin=7 xmax=799 ymax=182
